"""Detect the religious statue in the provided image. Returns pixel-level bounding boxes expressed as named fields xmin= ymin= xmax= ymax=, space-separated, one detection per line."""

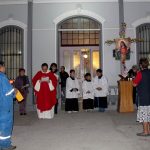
xmin=105 ymin=22 xmax=143 ymax=78
xmin=114 ymin=38 xmax=131 ymax=64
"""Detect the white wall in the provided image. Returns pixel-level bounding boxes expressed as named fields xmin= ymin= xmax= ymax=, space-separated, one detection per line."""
xmin=32 ymin=2 xmax=119 ymax=85
xmin=0 ymin=4 xmax=27 ymax=24
xmin=0 ymin=2 xmax=150 ymax=86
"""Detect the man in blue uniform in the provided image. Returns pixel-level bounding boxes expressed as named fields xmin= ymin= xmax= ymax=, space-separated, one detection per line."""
xmin=0 ymin=61 xmax=16 ymax=150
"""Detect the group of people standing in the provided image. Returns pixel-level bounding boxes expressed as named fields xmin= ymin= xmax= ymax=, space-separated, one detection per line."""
xmin=6 ymin=62 xmax=108 ymax=119
xmin=1 ymin=57 xmax=150 ymax=150
xmin=0 ymin=61 xmax=109 ymax=150
xmin=32 ymin=63 xmax=109 ymax=118
xmin=81 ymin=69 xmax=108 ymax=113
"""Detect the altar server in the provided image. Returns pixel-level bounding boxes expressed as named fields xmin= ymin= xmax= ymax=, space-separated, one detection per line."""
xmin=93 ymin=69 xmax=108 ymax=112
xmin=65 ymin=69 xmax=80 ymax=113
xmin=82 ymin=73 xmax=94 ymax=111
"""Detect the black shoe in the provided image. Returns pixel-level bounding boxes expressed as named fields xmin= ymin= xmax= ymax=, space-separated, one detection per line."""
xmin=23 ymin=113 xmax=27 ymax=115
xmin=136 ymin=132 xmax=150 ymax=137
xmin=2 ymin=145 xmax=16 ymax=150
xmin=20 ymin=113 xmax=23 ymax=115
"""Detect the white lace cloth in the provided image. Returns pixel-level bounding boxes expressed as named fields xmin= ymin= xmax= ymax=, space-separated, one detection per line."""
xmin=37 ymin=106 xmax=54 ymax=119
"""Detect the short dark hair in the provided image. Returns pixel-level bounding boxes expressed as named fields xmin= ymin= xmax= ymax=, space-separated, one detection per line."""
xmin=84 ymin=73 xmax=91 ymax=78
xmin=19 ymin=68 xmax=25 ymax=72
xmin=41 ymin=63 xmax=48 ymax=68
xmin=61 ymin=66 xmax=65 ymax=69
xmin=139 ymin=58 xmax=149 ymax=69
xmin=96 ymin=69 xmax=102 ymax=73
xmin=70 ymin=69 xmax=75 ymax=74
xmin=0 ymin=61 xmax=4 ymax=67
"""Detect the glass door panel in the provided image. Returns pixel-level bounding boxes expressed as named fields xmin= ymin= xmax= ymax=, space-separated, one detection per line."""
xmin=92 ymin=50 xmax=100 ymax=77
xmin=81 ymin=48 xmax=91 ymax=78
xmin=62 ymin=49 xmax=100 ymax=78
xmin=73 ymin=50 xmax=81 ymax=78
xmin=63 ymin=50 xmax=71 ymax=73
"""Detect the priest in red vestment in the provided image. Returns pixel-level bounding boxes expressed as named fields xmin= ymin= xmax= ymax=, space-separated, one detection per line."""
xmin=32 ymin=63 xmax=57 ymax=119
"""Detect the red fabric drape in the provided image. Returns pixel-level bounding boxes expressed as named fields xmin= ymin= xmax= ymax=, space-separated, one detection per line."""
xmin=32 ymin=71 xmax=57 ymax=112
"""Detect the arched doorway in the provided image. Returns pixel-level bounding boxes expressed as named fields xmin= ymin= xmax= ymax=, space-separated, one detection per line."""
xmin=57 ymin=16 xmax=102 ymax=79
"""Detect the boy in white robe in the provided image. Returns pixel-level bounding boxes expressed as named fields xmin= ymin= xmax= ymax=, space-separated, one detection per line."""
xmin=93 ymin=69 xmax=108 ymax=112
xmin=82 ymin=73 xmax=94 ymax=111
xmin=65 ymin=69 xmax=79 ymax=113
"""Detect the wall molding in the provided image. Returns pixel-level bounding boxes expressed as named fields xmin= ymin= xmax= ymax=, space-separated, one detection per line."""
xmin=132 ymin=16 xmax=150 ymax=27
xmin=0 ymin=0 xmax=150 ymax=5
xmin=53 ymin=8 xmax=105 ymax=24
xmin=0 ymin=0 xmax=28 ymax=5
xmin=32 ymin=27 xmax=135 ymax=31
xmin=34 ymin=0 xmax=150 ymax=3
xmin=0 ymin=18 xmax=27 ymax=28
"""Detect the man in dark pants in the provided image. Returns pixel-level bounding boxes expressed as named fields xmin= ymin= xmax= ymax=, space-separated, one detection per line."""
xmin=60 ymin=66 xmax=69 ymax=104
xmin=0 ymin=61 xmax=16 ymax=150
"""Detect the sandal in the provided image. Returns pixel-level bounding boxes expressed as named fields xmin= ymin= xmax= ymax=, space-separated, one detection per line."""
xmin=136 ymin=132 xmax=150 ymax=136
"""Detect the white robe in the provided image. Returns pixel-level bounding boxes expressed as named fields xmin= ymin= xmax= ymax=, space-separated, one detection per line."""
xmin=36 ymin=106 xmax=54 ymax=119
xmin=93 ymin=76 xmax=109 ymax=97
xmin=66 ymin=77 xmax=80 ymax=99
xmin=82 ymin=80 xmax=94 ymax=99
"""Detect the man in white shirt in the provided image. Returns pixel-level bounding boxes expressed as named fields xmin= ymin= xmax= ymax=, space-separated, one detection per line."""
xmin=93 ymin=69 xmax=108 ymax=112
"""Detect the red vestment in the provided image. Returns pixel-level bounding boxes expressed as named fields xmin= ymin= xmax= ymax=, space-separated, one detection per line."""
xmin=32 ymin=71 xmax=57 ymax=112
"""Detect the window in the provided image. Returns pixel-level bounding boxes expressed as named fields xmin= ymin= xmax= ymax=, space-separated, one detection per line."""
xmin=92 ymin=50 xmax=100 ymax=76
xmin=73 ymin=50 xmax=81 ymax=78
xmin=136 ymin=24 xmax=150 ymax=63
xmin=60 ymin=17 xmax=101 ymax=46
xmin=0 ymin=26 xmax=24 ymax=79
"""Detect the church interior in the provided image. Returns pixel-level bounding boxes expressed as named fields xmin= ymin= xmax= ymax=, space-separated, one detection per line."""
xmin=0 ymin=0 xmax=150 ymax=150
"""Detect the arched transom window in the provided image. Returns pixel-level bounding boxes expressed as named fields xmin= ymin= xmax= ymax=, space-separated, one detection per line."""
xmin=59 ymin=17 xmax=101 ymax=46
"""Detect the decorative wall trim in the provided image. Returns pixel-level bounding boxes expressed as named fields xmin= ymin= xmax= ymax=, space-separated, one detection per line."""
xmin=0 ymin=0 xmax=150 ymax=5
xmin=0 ymin=18 xmax=27 ymax=28
xmin=34 ymin=0 xmax=150 ymax=3
xmin=32 ymin=27 xmax=135 ymax=31
xmin=53 ymin=8 xmax=105 ymax=24
xmin=0 ymin=18 xmax=27 ymax=71
xmin=132 ymin=16 xmax=150 ymax=27
xmin=0 ymin=0 xmax=28 ymax=5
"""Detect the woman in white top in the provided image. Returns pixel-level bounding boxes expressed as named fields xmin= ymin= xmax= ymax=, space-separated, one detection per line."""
xmin=82 ymin=73 xmax=94 ymax=111
xmin=93 ymin=69 xmax=108 ymax=112
xmin=65 ymin=69 xmax=80 ymax=113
